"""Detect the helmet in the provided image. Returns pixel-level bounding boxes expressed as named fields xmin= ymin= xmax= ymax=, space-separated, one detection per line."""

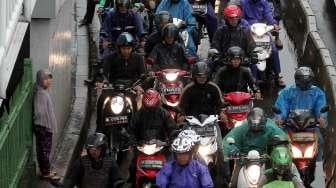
xmin=116 ymin=0 xmax=130 ymax=9
xmin=171 ymin=136 xmax=193 ymax=153
xmin=142 ymin=89 xmax=161 ymax=108
xmin=271 ymin=146 xmax=292 ymax=175
xmin=192 ymin=61 xmax=209 ymax=76
xmin=247 ymin=107 xmax=267 ymax=131
xmin=155 ymin=11 xmax=173 ymax=29
xmin=294 ymin=66 xmax=314 ymax=90
xmin=85 ymin=133 xmax=108 ymax=150
xmin=178 ymin=130 xmax=201 ymax=145
xmin=161 ymin=23 xmax=178 ymax=41
xmin=223 ymin=5 xmax=242 ymax=19
xmin=116 ymin=32 xmax=135 ymax=47
xmin=227 ymin=46 xmax=245 ymax=62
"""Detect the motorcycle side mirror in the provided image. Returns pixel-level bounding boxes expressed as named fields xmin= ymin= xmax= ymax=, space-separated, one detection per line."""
xmin=320 ymin=106 xmax=329 ymax=113
xmin=272 ymin=106 xmax=281 ymax=114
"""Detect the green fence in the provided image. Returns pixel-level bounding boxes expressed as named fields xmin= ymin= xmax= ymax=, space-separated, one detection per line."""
xmin=0 ymin=59 xmax=33 ymax=188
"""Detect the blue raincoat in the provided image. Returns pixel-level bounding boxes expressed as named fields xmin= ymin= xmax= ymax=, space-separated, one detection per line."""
xmin=156 ymin=0 xmax=198 ymax=55
xmin=156 ymin=160 xmax=214 ymax=188
xmin=240 ymin=0 xmax=277 ymax=25
xmin=274 ymin=85 xmax=327 ymax=120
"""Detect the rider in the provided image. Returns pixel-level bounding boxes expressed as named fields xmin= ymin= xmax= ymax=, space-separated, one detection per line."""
xmin=146 ymin=23 xmax=196 ymax=71
xmin=128 ymin=89 xmax=178 ymax=144
xmin=156 ymin=136 xmax=214 ymax=188
xmin=144 ymin=11 xmax=173 ymax=56
xmin=222 ymin=107 xmax=287 ymax=188
xmin=214 ymin=46 xmax=261 ymax=99
xmin=258 ymin=146 xmax=305 ymax=188
xmin=67 ymin=133 xmax=126 ymax=188
xmin=274 ymin=66 xmax=327 ymax=161
xmin=179 ymin=61 xmax=223 ymax=117
xmin=156 ymin=0 xmax=198 ymax=55
xmin=210 ymin=5 xmax=256 ymax=74
xmin=240 ymin=0 xmax=285 ymax=86
xmin=95 ymin=32 xmax=146 ymax=127
xmin=101 ymin=0 xmax=144 ymax=50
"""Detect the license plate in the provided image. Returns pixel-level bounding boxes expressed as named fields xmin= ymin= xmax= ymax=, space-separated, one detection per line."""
xmin=140 ymin=160 xmax=164 ymax=169
xmin=256 ymin=42 xmax=271 ymax=48
xmin=161 ymin=87 xmax=182 ymax=95
xmin=193 ymin=126 xmax=215 ymax=137
xmin=192 ymin=5 xmax=206 ymax=9
xmin=226 ymin=105 xmax=250 ymax=113
xmin=105 ymin=116 xmax=128 ymax=125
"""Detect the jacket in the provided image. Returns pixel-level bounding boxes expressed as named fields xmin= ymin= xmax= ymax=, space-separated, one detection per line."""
xmin=274 ymin=85 xmax=327 ymax=120
xmin=128 ymin=106 xmax=177 ymax=142
xmin=214 ymin=66 xmax=259 ymax=93
xmin=222 ymin=119 xmax=287 ymax=158
xmin=156 ymin=160 xmax=214 ymax=188
xmin=240 ymin=0 xmax=277 ymax=25
xmin=179 ymin=81 xmax=223 ymax=116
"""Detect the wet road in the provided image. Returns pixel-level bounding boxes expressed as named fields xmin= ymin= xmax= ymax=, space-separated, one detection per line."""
xmin=308 ymin=0 xmax=336 ymax=64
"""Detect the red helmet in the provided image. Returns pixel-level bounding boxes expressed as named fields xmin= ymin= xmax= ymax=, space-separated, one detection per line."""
xmin=223 ymin=5 xmax=242 ymax=19
xmin=142 ymin=89 xmax=161 ymax=108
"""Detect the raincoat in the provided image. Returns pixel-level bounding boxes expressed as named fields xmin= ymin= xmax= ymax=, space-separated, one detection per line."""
xmin=156 ymin=160 xmax=214 ymax=188
xmin=222 ymin=119 xmax=287 ymax=158
xmin=156 ymin=0 xmax=197 ymax=55
xmin=274 ymin=85 xmax=327 ymax=120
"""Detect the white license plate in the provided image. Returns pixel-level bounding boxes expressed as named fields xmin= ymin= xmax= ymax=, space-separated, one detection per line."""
xmin=105 ymin=116 xmax=128 ymax=125
xmin=140 ymin=160 xmax=164 ymax=169
xmin=161 ymin=87 xmax=182 ymax=95
xmin=226 ymin=105 xmax=250 ymax=113
xmin=193 ymin=5 xmax=206 ymax=9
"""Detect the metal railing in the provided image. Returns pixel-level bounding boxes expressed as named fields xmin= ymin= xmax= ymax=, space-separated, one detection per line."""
xmin=0 ymin=59 xmax=33 ymax=188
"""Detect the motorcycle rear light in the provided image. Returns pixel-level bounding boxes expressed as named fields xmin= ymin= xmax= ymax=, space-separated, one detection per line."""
xmin=164 ymin=72 xmax=179 ymax=81
xmin=291 ymin=143 xmax=316 ymax=159
xmin=291 ymin=145 xmax=302 ymax=159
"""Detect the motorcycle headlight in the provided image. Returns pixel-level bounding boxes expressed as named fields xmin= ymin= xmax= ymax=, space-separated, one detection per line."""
xmin=110 ymin=96 xmax=124 ymax=114
xmin=138 ymin=144 xmax=163 ymax=155
xmin=252 ymin=26 xmax=267 ymax=37
xmin=246 ymin=164 xmax=261 ymax=185
xmin=304 ymin=144 xmax=315 ymax=159
xmin=291 ymin=145 xmax=303 ymax=159
xmin=181 ymin=31 xmax=189 ymax=46
xmin=165 ymin=72 xmax=179 ymax=82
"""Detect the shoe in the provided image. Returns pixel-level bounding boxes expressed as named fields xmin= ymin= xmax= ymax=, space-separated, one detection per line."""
xmin=275 ymin=37 xmax=283 ymax=50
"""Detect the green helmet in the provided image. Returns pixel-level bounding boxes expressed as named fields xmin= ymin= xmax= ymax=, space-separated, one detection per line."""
xmin=271 ymin=146 xmax=292 ymax=175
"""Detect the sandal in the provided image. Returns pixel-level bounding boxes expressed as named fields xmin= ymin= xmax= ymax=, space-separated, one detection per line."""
xmin=41 ymin=171 xmax=61 ymax=181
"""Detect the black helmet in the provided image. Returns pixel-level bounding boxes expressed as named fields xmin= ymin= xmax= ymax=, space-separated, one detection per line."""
xmin=161 ymin=23 xmax=178 ymax=41
xmin=192 ymin=61 xmax=209 ymax=76
xmin=116 ymin=0 xmax=130 ymax=10
xmin=85 ymin=133 xmax=108 ymax=150
xmin=247 ymin=107 xmax=267 ymax=131
xmin=116 ymin=32 xmax=135 ymax=47
xmin=294 ymin=66 xmax=314 ymax=90
xmin=227 ymin=46 xmax=245 ymax=62
xmin=155 ymin=11 xmax=173 ymax=29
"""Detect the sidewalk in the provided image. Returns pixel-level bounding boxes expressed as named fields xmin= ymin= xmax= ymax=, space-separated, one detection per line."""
xmin=36 ymin=0 xmax=92 ymax=186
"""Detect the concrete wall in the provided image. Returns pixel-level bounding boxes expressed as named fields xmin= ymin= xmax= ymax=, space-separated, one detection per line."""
xmin=30 ymin=0 xmax=76 ymax=142
xmin=282 ymin=0 xmax=336 ymax=186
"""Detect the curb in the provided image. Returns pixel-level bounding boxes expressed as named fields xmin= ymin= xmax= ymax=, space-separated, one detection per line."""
xmin=51 ymin=0 xmax=90 ymax=183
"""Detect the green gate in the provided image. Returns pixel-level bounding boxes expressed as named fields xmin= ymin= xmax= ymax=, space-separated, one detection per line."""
xmin=0 ymin=59 xmax=33 ymax=188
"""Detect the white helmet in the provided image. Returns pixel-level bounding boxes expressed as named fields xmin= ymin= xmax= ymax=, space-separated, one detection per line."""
xmin=171 ymin=137 xmax=193 ymax=153
xmin=178 ymin=130 xmax=201 ymax=145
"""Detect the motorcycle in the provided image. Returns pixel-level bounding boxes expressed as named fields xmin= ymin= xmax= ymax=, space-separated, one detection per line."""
xmin=272 ymin=106 xmax=329 ymax=187
xmin=220 ymin=91 xmax=253 ymax=136
xmin=136 ymin=139 xmax=167 ymax=188
xmin=228 ymin=149 xmax=267 ymax=188
xmin=184 ymin=115 xmax=224 ymax=178
xmin=98 ymin=79 xmax=143 ymax=160
xmin=153 ymin=69 xmax=191 ymax=121
xmin=191 ymin=0 xmax=208 ymax=45
xmin=250 ymin=23 xmax=275 ymax=87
